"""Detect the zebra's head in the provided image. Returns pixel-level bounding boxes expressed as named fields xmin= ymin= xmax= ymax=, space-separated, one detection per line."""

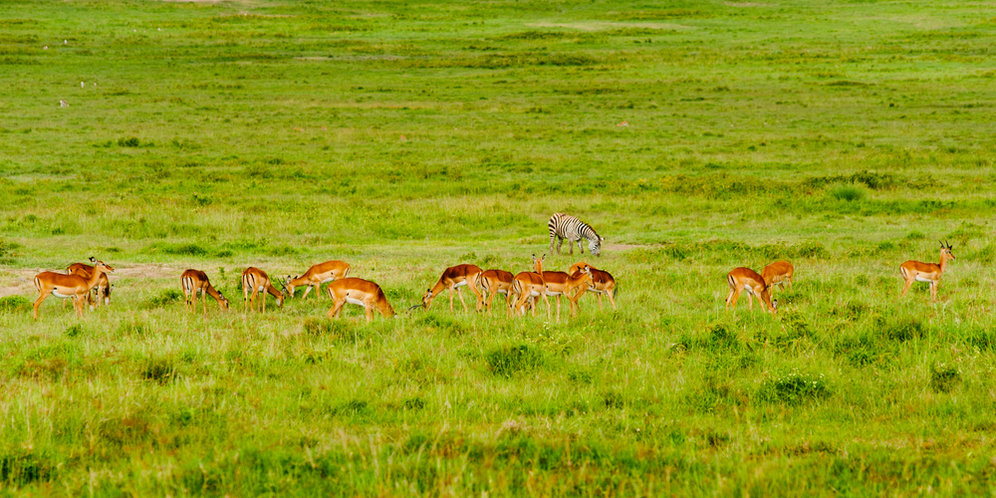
xmin=589 ymin=236 xmax=603 ymax=257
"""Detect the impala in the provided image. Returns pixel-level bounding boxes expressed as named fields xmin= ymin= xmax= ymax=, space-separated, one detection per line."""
xmin=421 ymin=264 xmax=484 ymax=312
xmin=478 ymin=269 xmax=515 ymax=314
xmin=901 ymin=241 xmax=955 ymax=301
xmin=761 ymin=260 xmax=794 ymax=295
xmin=543 ymin=264 xmax=593 ymax=319
xmin=326 ymin=277 xmax=396 ymax=322
xmin=33 ymin=257 xmax=114 ymax=319
xmin=181 ymin=269 xmax=229 ymax=313
xmin=511 ymin=254 xmax=550 ymax=317
xmin=242 ymin=267 xmax=285 ymax=313
xmin=285 ymin=260 xmax=350 ymax=299
xmin=726 ymin=267 xmax=777 ymax=314
xmin=568 ymin=261 xmax=617 ymax=311
xmin=65 ymin=262 xmax=111 ymax=309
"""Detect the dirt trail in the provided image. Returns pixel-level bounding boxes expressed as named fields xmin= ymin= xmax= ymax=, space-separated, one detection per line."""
xmin=0 ymin=264 xmax=183 ymax=298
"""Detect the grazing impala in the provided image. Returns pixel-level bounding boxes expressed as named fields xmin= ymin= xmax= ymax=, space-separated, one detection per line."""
xmin=568 ymin=261 xmax=617 ymax=311
xmin=543 ymin=264 xmax=593 ymax=319
xmin=901 ymin=241 xmax=956 ymax=301
xmin=421 ymin=264 xmax=484 ymax=312
xmin=511 ymin=254 xmax=550 ymax=317
xmin=285 ymin=260 xmax=350 ymax=299
xmin=761 ymin=261 xmax=794 ymax=295
xmin=241 ymin=267 xmax=284 ymax=313
xmin=478 ymin=269 xmax=515 ymax=314
xmin=327 ymin=278 xmax=396 ymax=322
xmin=181 ymin=269 xmax=229 ymax=313
xmin=726 ymin=267 xmax=777 ymax=314
xmin=33 ymin=257 xmax=114 ymax=319
xmin=65 ymin=262 xmax=111 ymax=309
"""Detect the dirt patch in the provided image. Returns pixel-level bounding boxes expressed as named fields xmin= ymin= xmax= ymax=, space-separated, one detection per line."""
xmin=0 ymin=263 xmax=184 ymax=298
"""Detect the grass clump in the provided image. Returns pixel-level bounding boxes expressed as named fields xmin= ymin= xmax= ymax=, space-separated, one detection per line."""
xmin=145 ymin=289 xmax=183 ymax=308
xmin=486 ymin=344 xmax=544 ymax=377
xmin=142 ymin=357 xmax=179 ymax=385
xmin=759 ymin=372 xmax=831 ymax=405
xmin=930 ymin=364 xmax=960 ymax=393
xmin=829 ymin=184 xmax=867 ymax=202
xmin=0 ymin=296 xmax=31 ymax=314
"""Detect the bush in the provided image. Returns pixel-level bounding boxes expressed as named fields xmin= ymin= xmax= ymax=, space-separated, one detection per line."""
xmin=142 ymin=358 xmax=179 ymax=384
xmin=146 ymin=289 xmax=184 ymax=308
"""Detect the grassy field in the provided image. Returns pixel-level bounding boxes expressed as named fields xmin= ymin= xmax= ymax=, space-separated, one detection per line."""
xmin=1 ymin=0 xmax=995 ymax=494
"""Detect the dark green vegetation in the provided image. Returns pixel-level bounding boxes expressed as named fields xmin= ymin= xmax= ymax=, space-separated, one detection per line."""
xmin=1 ymin=0 xmax=994 ymax=494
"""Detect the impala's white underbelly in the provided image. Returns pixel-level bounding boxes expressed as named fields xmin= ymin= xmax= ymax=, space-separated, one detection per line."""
xmin=915 ymin=275 xmax=935 ymax=283
xmin=52 ymin=290 xmax=74 ymax=299
xmin=346 ymin=296 xmax=366 ymax=306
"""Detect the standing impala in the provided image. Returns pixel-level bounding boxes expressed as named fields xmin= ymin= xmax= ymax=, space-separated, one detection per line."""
xmin=511 ymin=254 xmax=550 ymax=318
xmin=421 ymin=264 xmax=484 ymax=312
xmin=543 ymin=264 xmax=593 ymax=319
xmin=33 ymin=257 xmax=114 ymax=319
xmin=726 ymin=267 xmax=777 ymax=315
xmin=901 ymin=241 xmax=955 ymax=301
xmin=65 ymin=262 xmax=112 ymax=309
xmin=568 ymin=261 xmax=617 ymax=311
xmin=478 ymin=269 xmax=515 ymax=315
xmin=761 ymin=260 xmax=794 ymax=295
xmin=181 ymin=269 xmax=229 ymax=313
xmin=242 ymin=267 xmax=285 ymax=313
xmin=327 ymin=278 xmax=396 ymax=322
xmin=285 ymin=260 xmax=350 ymax=299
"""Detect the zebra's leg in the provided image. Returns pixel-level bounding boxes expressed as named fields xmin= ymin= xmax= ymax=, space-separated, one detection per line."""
xmin=556 ymin=236 xmax=564 ymax=255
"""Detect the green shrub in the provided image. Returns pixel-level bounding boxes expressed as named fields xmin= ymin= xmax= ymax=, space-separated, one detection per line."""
xmin=142 ymin=358 xmax=179 ymax=384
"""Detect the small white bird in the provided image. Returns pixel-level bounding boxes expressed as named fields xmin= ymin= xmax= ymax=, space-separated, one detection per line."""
xmin=80 ymin=81 xmax=85 ymax=88
xmin=59 ymin=99 xmax=69 ymax=107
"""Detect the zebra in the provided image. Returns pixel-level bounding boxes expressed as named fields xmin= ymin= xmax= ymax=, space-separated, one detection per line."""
xmin=548 ymin=213 xmax=603 ymax=257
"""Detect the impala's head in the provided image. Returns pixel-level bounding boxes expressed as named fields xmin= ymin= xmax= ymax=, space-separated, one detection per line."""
xmin=589 ymin=237 xmax=604 ymax=257
xmin=283 ymin=275 xmax=298 ymax=298
xmin=940 ymin=240 xmax=955 ymax=260
xmin=771 ymin=298 xmax=778 ymax=314
xmin=219 ymin=292 xmax=230 ymax=310
xmin=421 ymin=288 xmax=434 ymax=309
xmin=532 ymin=254 xmax=545 ymax=273
xmin=88 ymin=256 xmax=115 ymax=273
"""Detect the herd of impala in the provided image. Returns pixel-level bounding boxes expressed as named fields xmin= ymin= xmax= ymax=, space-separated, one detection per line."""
xmin=29 ymin=241 xmax=955 ymax=321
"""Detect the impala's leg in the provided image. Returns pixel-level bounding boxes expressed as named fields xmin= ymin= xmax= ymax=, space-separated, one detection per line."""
xmin=327 ymin=299 xmax=346 ymax=319
xmin=900 ymin=278 xmax=913 ymax=297
xmin=456 ymin=287 xmax=469 ymax=311
xmin=74 ymin=293 xmax=86 ymax=317
xmin=311 ymin=284 xmax=321 ymax=299
xmin=727 ymin=287 xmax=741 ymax=309
xmin=555 ymin=295 xmax=561 ymax=322
xmin=364 ymin=302 xmax=374 ymax=322
xmin=606 ymin=290 xmax=617 ymax=310
xmin=786 ymin=277 xmax=793 ymax=291
xmin=485 ymin=285 xmax=495 ymax=314
xmin=201 ymin=288 xmax=208 ymax=314
xmin=930 ymin=281 xmax=938 ymax=301
xmin=469 ymin=275 xmax=484 ymax=312
xmin=33 ymin=288 xmax=53 ymax=320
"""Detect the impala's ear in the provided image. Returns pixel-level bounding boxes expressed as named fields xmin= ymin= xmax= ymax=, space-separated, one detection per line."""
xmin=89 ymin=256 xmax=96 ymax=262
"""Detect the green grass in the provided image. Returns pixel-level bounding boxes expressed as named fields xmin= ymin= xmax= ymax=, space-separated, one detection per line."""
xmin=1 ymin=0 xmax=995 ymax=494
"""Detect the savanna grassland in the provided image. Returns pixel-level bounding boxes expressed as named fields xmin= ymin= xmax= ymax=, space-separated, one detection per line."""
xmin=1 ymin=0 xmax=995 ymax=494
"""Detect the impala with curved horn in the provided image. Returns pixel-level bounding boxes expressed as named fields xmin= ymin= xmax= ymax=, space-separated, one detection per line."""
xmin=33 ymin=257 xmax=114 ymax=319
xmin=327 ymin=278 xmax=396 ymax=322
xmin=901 ymin=241 xmax=955 ymax=301
xmin=285 ymin=260 xmax=350 ymax=299
xmin=420 ymin=264 xmax=484 ymax=312
xmin=241 ymin=267 xmax=284 ymax=313
xmin=181 ymin=269 xmax=229 ymax=313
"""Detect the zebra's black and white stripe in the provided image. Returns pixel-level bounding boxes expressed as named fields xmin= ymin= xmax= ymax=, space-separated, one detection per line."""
xmin=548 ymin=213 xmax=603 ymax=256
